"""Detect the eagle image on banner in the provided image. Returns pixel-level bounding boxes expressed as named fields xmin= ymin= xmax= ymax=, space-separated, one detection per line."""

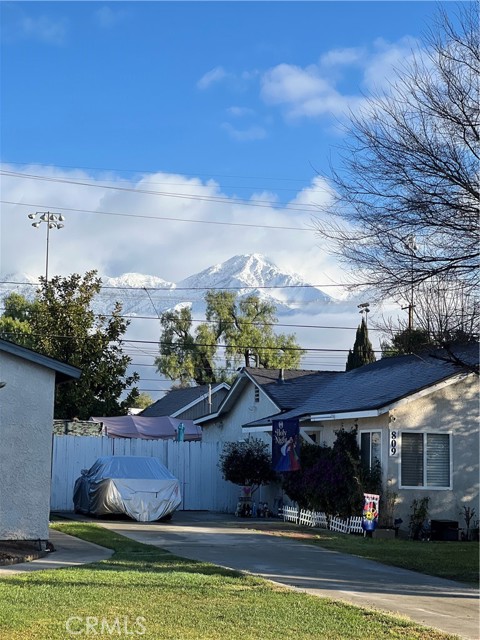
xmin=272 ymin=418 xmax=300 ymax=472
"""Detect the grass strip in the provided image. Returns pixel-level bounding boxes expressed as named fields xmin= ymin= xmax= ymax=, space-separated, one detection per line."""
xmin=0 ymin=522 xmax=460 ymax=640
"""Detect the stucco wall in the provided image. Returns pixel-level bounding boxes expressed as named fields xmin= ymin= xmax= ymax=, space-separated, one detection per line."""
xmin=300 ymin=375 xmax=479 ymax=532
xmin=0 ymin=352 xmax=56 ymax=540
xmin=202 ymin=380 xmax=279 ymax=444
xmin=389 ymin=375 xmax=479 ymax=528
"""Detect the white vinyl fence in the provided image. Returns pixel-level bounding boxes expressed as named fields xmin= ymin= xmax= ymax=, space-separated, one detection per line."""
xmin=280 ymin=506 xmax=364 ymax=535
xmin=50 ymin=435 xmax=239 ymax=513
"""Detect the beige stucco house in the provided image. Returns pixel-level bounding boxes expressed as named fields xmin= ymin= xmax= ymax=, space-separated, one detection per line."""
xmin=0 ymin=339 xmax=81 ymax=545
xmin=198 ymin=346 xmax=479 ymax=531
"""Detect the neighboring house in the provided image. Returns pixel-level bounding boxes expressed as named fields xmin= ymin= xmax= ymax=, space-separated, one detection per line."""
xmin=196 ymin=367 xmax=338 ymax=445
xmin=196 ymin=368 xmax=338 ymax=507
xmin=0 ymin=338 xmax=81 ymax=545
xmin=244 ymin=345 xmax=479 ymax=529
xmin=141 ymin=382 xmax=230 ymax=421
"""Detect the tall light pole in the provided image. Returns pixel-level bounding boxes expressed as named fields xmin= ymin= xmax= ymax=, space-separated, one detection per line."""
xmin=28 ymin=211 xmax=65 ymax=282
xmin=358 ymin=302 xmax=370 ymax=327
xmin=404 ymin=235 xmax=417 ymax=331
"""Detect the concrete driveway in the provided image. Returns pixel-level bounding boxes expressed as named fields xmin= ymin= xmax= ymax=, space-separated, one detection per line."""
xmin=71 ymin=511 xmax=478 ymax=640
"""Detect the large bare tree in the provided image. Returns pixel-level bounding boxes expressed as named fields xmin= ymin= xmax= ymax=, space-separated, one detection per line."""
xmin=315 ymin=4 xmax=479 ymax=326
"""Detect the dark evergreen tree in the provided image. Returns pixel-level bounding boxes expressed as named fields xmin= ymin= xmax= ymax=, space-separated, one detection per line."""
xmin=346 ymin=318 xmax=376 ymax=371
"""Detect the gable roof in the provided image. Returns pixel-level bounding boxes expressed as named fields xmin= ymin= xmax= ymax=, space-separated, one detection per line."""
xmin=140 ymin=383 xmax=229 ymax=418
xmin=196 ymin=367 xmax=337 ymax=424
xmin=247 ymin=343 xmax=479 ymax=426
xmin=246 ymin=367 xmax=340 ymax=409
xmin=0 ymin=338 xmax=81 ymax=383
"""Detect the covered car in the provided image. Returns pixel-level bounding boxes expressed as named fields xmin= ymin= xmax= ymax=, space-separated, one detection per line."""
xmin=73 ymin=456 xmax=181 ymax=522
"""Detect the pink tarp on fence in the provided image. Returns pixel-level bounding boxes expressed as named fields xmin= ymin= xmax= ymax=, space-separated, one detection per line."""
xmin=91 ymin=415 xmax=202 ymax=441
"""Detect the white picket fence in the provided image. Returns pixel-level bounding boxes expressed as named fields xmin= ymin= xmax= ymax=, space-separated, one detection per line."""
xmin=50 ymin=435 xmax=239 ymax=513
xmin=280 ymin=506 xmax=363 ymax=535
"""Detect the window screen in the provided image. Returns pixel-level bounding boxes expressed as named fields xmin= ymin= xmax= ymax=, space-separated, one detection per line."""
xmin=401 ymin=432 xmax=424 ymax=486
xmin=401 ymin=432 xmax=450 ymax=488
xmin=426 ymin=434 xmax=450 ymax=487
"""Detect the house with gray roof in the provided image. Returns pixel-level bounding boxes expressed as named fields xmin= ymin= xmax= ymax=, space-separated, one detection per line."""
xmin=0 ymin=339 xmax=81 ymax=545
xmin=244 ymin=345 xmax=479 ymax=531
xmin=141 ymin=382 xmax=230 ymax=422
xmin=196 ymin=367 xmax=338 ymax=444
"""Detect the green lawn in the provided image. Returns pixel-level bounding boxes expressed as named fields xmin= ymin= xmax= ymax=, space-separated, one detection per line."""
xmin=254 ymin=524 xmax=479 ymax=585
xmin=0 ymin=522 xmax=459 ymax=640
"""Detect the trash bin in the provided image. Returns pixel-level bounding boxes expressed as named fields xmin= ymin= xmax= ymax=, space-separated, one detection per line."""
xmin=430 ymin=519 xmax=459 ymax=541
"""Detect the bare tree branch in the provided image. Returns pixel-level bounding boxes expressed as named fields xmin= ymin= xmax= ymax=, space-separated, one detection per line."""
xmin=315 ymin=3 xmax=479 ymax=320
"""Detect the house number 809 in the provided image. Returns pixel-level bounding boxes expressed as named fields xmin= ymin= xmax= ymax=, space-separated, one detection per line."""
xmin=389 ymin=430 xmax=398 ymax=457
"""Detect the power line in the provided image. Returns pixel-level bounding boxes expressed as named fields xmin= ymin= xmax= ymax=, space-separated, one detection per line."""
xmin=2 ymin=160 xmax=313 ymax=185
xmin=1 ymin=161 xmax=326 ymax=194
xmin=0 ymin=303 xmax=379 ymax=332
xmin=0 ymin=277 xmax=361 ymax=291
xmin=0 ymin=171 xmax=324 ymax=212
xmin=1 ymin=200 xmax=314 ymax=232
xmin=0 ymin=331 xmax=381 ymax=353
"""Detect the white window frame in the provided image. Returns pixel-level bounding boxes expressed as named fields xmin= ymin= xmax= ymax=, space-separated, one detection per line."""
xmin=359 ymin=430 xmax=382 ymax=470
xmin=399 ymin=431 xmax=452 ymax=491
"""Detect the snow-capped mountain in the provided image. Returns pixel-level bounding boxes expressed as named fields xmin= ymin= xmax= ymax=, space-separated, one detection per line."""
xmin=0 ymin=254 xmax=333 ymax=318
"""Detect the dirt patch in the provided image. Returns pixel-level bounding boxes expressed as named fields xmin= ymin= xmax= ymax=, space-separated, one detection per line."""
xmin=0 ymin=542 xmax=47 ymax=566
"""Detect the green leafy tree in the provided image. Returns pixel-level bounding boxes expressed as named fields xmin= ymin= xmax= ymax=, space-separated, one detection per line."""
xmin=0 ymin=292 xmax=38 ymax=346
xmin=219 ymin=439 xmax=276 ymax=494
xmin=156 ymin=306 xmax=221 ymax=387
xmin=131 ymin=392 xmax=154 ymax=410
xmin=156 ymin=290 xmax=305 ymax=386
xmin=0 ymin=271 xmax=139 ymax=419
xmin=381 ymin=328 xmax=434 ymax=358
xmin=346 ymin=319 xmax=376 ymax=371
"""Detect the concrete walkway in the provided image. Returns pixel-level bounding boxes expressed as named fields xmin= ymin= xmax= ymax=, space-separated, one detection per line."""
xmin=0 ymin=528 xmax=113 ymax=575
xmin=93 ymin=511 xmax=479 ymax=640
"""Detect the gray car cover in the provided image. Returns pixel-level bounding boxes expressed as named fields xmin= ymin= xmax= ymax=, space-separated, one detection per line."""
xmin=73 ymin=456 xmax=181 ymax=522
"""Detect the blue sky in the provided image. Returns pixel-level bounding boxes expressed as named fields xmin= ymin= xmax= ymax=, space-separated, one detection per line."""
xmin=0 ymin=1 xmax=465 ymax=387
xmin=1 ymin=1 xmax=460 ymax=193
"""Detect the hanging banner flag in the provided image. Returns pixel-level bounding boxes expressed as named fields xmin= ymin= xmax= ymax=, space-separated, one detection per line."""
xmin=362 ymin=493 xmax=380 ymax=532
xmin=272 ymin=418 xmax=300 ymax=472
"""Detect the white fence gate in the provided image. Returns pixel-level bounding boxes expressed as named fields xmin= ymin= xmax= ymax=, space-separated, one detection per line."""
xmin=50 ymin=436 xmax=239 ymax=513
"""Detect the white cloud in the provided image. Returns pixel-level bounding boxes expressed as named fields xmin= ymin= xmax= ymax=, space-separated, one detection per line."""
xmin=260 ymin=37 xmax=424 ymax=121
xmin=94 ymin=6 xmax=127 ymax=29
xmin=221 ymin=122 xmax=267 ymax=141
xmin=19 ymin=15 xmax=67 ymax=45
xmin=262 ymin=63 xmax=330 ymax=105
xmin=0 ymin=164 xmax=339 ymax=288
xmin=261 ymin=63 xmax=361 ymax=119
xmin=363 ymin=37 xmax=419 ymax=93
xmin=227 ymin=106 xmax=255 ymax=118
xmin=320 ymin=47 xmax=365 ymax=68
xmin=197 ymin=66 xmax=228 ymax=90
